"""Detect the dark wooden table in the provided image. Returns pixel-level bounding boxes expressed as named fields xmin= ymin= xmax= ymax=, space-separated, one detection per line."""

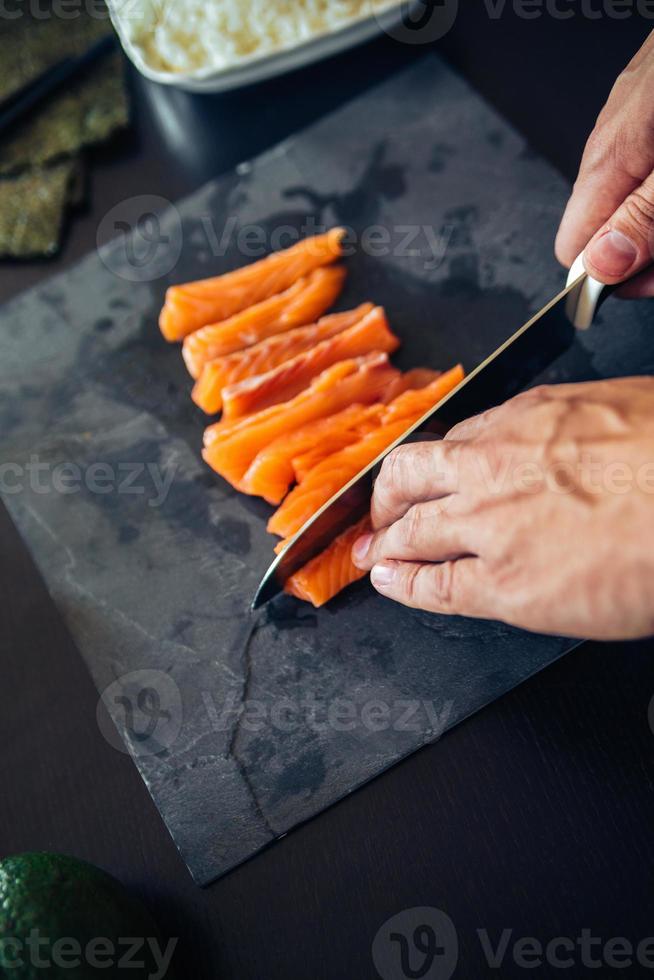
xmin=1 ymin=10 xmax=653 ymax=979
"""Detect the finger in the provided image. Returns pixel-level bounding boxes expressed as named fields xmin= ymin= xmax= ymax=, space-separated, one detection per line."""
xmin=352 ymin=499 xmax=476 ymax=571
xmin=554 ymin=149 xmax=640 ymax=270
xmin=370 ymin=441 xmax=466 ymax=531
xmin=369 ymin=557 xmax=490 ymax=617
xmin=444 ymin=382 xmax=568 ymax=443
xmin=445 ymin=402 xmax=507 ymax=442
xmin=580 ymin=171 xmax=654 ymax=285
xmin=615 ymin=264 xmax=654 ymax=298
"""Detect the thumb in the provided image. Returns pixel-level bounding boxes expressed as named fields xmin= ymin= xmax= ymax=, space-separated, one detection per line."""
xmin=583 ymin=172 xmax=654 ymax=285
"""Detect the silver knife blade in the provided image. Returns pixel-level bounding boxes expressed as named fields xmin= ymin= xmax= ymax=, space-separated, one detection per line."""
xmin=252 ymin=275 xmax=583 ymax=609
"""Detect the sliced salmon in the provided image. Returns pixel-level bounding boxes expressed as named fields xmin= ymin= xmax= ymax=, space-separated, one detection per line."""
xmin=202 ymin=353 xmax=400 ymax=490
xmin=382 ymin=367 xmax=442 ymax=402
xmin=242 ymin=403 xmax=385 ymax=505
xmin=221 ymin=306 xmax=400 ymax=420
xmin=182 ymin=265 xmax=346 ymax=376
xmin=241 ymin=365 xmax=456 ymax=503
xmin=267 ymin=364 xmax=465 ymax=539
xmin=160 ymin=227 xmax=346 ymax=341
xmin=291 ymin=413 xmax=382 ymax=484
xmin=381 ymin=364 xmax=464 ymax=424
xmin=267 ymin=419 xmax=413 ymax=539
xmin=191 ymin=303 xmax=373 ymax=414
xmin=284 ymin=515 xmax=372 ymax=607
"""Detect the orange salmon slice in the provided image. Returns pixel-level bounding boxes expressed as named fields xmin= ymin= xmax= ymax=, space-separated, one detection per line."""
xmin=284 ymin=515 xmax=372 ymax=607
xmin=221 ymin=306 xmax=400 ymax=420
xmin=160 ymin=227 xmax=345 ymax=341
xmin=291 ymin=414 xmax=382 ymax=484
xmin=202 ymin=353 xmax=400 ymax=490
xmin=191 ymin=303 xmax=373 ymax=414
xmin=381 ymin=364 xmax=464 ymax=424
xmin=182 ymin=265 xmax=346 ymax=376
xmin=267 ymin=364 xmax=465 ymax=539
xmin=382 ymin=367 xmax=442 ymax=402
xmin=267 ymin=419 xmax=413 ymax=539
xmin=242 ymin=403 xmax=385 ymax=505
xmin=241 ymin=365 xmax=453 ymax=504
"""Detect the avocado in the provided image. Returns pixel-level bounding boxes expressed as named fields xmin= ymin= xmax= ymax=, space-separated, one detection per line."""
xmin=0 ymin=853 xmax=176 ymax=979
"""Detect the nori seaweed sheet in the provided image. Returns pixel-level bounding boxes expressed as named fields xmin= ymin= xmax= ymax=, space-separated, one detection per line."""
xmin=0 ymin=51 xmax=129 ymax=176
xmin=0 ymin=3 xmax=128 ymax=258
xmin=0 ymin=3 xmax=112 ymax=102
xmin=0 ymin=159 xmax=78 ymax=258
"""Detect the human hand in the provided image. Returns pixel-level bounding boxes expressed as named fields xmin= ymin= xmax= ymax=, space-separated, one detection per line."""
xmin=352 ymin=378 xmax=654 ymax=640
xmin=555 ymin=31 xmax=654 ymax=298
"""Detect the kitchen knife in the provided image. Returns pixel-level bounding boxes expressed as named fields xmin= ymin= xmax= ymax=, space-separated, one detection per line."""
xmin=252 ymin=260 xmax=606 ymax=609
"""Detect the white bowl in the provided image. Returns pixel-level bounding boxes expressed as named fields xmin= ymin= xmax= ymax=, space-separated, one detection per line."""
xmin=107 ymin=2 xmax=408 ymax=93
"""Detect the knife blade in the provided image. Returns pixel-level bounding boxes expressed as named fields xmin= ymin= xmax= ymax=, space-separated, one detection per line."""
xmin=252 ymin=274 xmax=584 ymax=609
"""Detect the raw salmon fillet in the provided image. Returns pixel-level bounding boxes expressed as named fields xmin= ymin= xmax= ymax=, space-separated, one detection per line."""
xmin=267 ymin=364 xmax=465 ymax=539
xmin=284 ymin=515 xmax=372 ymax=607
xmin=383 ymin=368 xmax=442 ymax=402
xmin=221 ymin=305 xmax=400 ymax=420
xmin=381 ymin=364 xmax=464 ymax=424
xmin=191 ymin=303 xmax=373 ymax=414
xmin=182 ymin=265 xmax=346 ymax=376
xmin=202 ymin=353 xmax=400 ymax=490
xmin=291 ymin=416 xmax=381 ymax=483
xmin=267 ymin=419 xmax=413 ymax=539
xmin=241 ymin=366 xmax=453 ymax=503
xmin=160 ymin=227 xmax=346 ymax=341
xmin=289 ymin=369 xmax=448 ymax=482
xmin=242 ymin=404 xmax=385 ymax=505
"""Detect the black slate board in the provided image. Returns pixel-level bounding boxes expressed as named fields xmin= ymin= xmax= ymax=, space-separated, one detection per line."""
xmin=1 ymin=55 xmax=653 ymax=885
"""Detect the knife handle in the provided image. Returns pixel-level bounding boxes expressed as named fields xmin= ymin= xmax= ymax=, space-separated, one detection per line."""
xmin=565 ymin=252 xmax=607 ymax=330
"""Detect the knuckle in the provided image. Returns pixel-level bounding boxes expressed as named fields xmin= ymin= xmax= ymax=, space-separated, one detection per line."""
xmin=438 ymin=439 xmax=465 ymax=486
xmin=365 ymin=529 xmax=385 ymax=565
xmin=380 ymin=447 xmax=404 ymax=494
xmin=580 ymin=125 xmax=616 ymax=173
xmin=375 ymin=451 xmax=403 ymax=508
xmin=514 ymin=383 xmax=550 ymax=404
xmin=622 ymin=187 xmax=654 ymax=236
xmin=402 ymin=505 xmax=425 ymax=552
xmin=402 ymin=563 xmax=423 ymax=605
xmin=432 ymin=561 xmax=457 ymax=610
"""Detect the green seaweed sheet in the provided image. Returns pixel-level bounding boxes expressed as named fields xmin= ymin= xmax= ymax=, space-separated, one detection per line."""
xmin=0 ymin=4 xmax=128 ymax=258
xmin=0 ymin=160 xmax=78 ymax=258
xmin=0 ymin=51 xmax=129 ymax=176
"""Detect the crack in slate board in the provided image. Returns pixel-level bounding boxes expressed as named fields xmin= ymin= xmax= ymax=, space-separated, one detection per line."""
xmin=1 ymin=54 xmax=653 ymax=885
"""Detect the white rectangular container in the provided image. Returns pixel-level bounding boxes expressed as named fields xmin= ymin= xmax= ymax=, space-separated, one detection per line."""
xmin=107 ymin=1 xmax=409 ymax=93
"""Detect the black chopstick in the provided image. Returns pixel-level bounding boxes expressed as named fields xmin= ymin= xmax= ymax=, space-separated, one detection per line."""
xmin=0 ymin=33 xmax=117 ymax=140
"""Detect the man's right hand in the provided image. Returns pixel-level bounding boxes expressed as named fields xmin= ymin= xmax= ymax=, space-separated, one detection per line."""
xmin=555 ymin=31 xmax=654 ymax=298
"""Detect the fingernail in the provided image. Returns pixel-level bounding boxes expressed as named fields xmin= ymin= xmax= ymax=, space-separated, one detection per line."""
xmin=371 ymin=563 xmax=395 ymax=588
xmin=352 ymin=533 xmax=372 ymax=565
xmin=586 ymin=229 xmax=638 ymax=277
